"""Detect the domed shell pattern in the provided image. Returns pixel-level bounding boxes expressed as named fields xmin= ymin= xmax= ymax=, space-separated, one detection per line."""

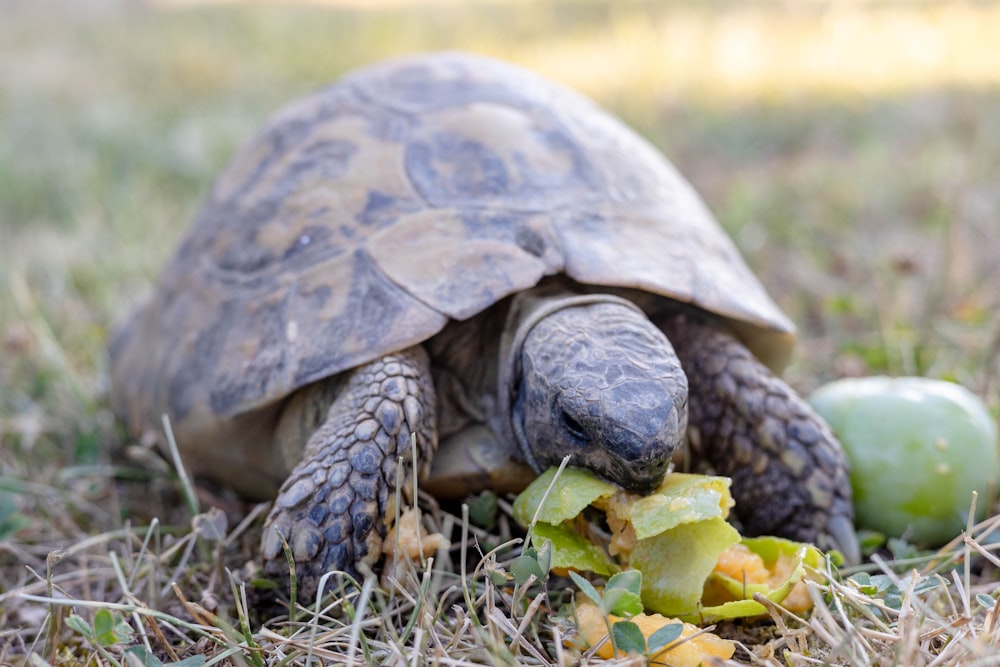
xmin=109 ymin=52 xmax=794 ymax=444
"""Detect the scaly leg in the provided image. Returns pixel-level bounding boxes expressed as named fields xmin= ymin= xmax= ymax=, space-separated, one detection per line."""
xmin=659 ymin=314 xmax=858 ymax=562
xmin=261 ymin=346 xmax=436 ymax=599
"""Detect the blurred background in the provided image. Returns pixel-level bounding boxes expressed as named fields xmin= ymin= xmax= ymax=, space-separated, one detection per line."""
xmin=2 ymin=0 xmax=999 ymax=495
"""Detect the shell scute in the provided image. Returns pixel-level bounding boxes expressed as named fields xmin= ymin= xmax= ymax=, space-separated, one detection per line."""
xmin=366 ymin=208 xmax=562 ymax=320
xmin=404 ymin=105 xmax=599 ymax=211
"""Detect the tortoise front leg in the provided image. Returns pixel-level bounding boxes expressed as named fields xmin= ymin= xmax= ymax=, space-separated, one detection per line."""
xmin=261 ymin=346 xmax=436 ymax=600
xmin=658 ymin=314 xmax=859 ymax=563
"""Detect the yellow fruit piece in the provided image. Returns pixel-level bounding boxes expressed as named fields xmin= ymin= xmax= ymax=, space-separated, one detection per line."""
xmin=712 ymin=543 xmax=772 ymax=585
xmin=382 ymin=507 xmax=448 ymax=560
xmin=573 ymin=601 xmax=735 ymax=666
xmin=593 ymin=496 xmax=638 ymax=559
xmin=703 ymin=543 xmax=815 ymax=614
xmin=781 ymin=581 xmax=813 ymax=613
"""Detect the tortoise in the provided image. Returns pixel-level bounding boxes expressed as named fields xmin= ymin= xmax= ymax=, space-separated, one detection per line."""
xmin=110 ymin=51 xmax=856 ymax=598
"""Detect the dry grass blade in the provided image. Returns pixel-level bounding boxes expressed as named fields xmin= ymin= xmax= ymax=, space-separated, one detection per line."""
xmin=747 ymin=530 xmax=1000 ymax=667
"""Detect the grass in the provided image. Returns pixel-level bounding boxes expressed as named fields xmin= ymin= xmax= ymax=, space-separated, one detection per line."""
xmin=3 ymin=0 xmax=1000 ymax=663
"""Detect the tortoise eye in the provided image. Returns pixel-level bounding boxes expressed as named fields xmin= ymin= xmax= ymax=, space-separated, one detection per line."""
xmin=561 ymin=410 xmax=588 ymax=441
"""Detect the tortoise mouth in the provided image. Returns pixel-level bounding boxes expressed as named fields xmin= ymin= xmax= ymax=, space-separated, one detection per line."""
xmin=608 ymin=457 xmax=672 ymax=495
xmin=565 ymin=404 xmax=680 ymax=495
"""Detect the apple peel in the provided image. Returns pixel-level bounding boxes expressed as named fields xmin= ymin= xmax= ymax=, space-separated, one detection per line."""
xmin=690 ymin=536 xmax=824 ymax=623
xmin=514 ymin=467 xmax=826 ymax=620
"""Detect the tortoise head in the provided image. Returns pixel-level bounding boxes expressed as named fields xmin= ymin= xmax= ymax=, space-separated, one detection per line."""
xmin=512 ymin=295 xmax=688 ymax=494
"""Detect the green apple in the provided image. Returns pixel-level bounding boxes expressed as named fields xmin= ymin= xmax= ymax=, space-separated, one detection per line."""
xmin=809 ymin=376 xmax=998 ymax=545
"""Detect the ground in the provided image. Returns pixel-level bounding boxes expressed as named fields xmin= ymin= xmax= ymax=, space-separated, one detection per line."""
xmin=2 ymin=0 xmax=1000 ymax=664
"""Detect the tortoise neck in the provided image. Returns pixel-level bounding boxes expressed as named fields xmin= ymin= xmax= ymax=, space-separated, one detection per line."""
xmin=494 ymin=287 xmax=645 ymax=471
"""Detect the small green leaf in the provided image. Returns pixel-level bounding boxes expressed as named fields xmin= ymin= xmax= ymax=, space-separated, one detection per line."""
xmin=95 ymin=609 xmax=131 ymax=646
xmin=850 ymin=572 xmax=871 ymax=586
xmin=488 ymin=568 xmax=509 ymax=586
xmin=511 ymin=551 xmax=545 ymax=586
xmin=911 ymin=574 xmax=947 ymax=596
xmin=887 ymin=538 xmax=922 ymax=562
xmin=606 ymin=570 xmax=642 ymax=597
xmin=850 ymin=572 xmax=877 ymax=595
xmin=115 ymin=617 xmax=133 ymax=640
xmin=602 ymin=587 xmax=643 ymax=618
xmin=611 ymin=620 xmax=646 ymax=655
xmin=125 ymin=646 xmax=164 ymax=667
xmin=93 ymin=608 xmax=116 ymax=644
xmin=869 ymin=575 xmax=894 ymax=595
xmin=65 ymin=613 xmax=93 ymax=638
xmin=603 ymin=569 xmax=644 ymax=616
xmin=569 ymin=570 xmax=603 ymax=607
xmin=647 ymin=622 xmax=684 ymax=653
xmin=467 ymin=492 xmax=499 ymax=530
xmin=535 ymin=538 xmax=553 ymax=575
xmin=977 ymin=593 xmax=996 ymax=610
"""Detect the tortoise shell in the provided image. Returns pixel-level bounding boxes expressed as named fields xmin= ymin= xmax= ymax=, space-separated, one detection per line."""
xmin=110 ymin=52 xmax=794 ymax=452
